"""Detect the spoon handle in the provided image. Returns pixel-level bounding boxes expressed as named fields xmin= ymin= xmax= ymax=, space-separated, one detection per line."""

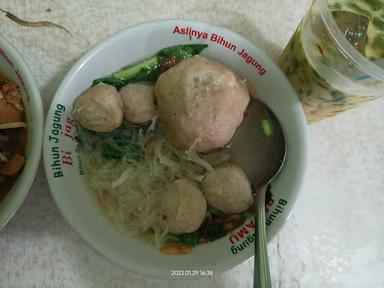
xmin=254 ymin=184 xmax=272 ymax=288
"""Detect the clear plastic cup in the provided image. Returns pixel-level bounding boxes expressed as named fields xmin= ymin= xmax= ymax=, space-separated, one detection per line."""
xmin=278 ymin=0 xmax=384 ymax=123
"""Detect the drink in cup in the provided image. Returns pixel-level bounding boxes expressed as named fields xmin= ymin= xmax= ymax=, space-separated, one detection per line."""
xmin=278 ymin=0 xmax=384 ymax=123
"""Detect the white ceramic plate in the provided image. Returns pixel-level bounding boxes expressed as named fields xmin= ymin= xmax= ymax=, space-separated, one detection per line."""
xmin=43 ymin=20 xmax=307 ymax=278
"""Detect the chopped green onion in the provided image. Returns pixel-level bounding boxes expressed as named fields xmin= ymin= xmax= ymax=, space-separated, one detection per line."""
xmin=261 ymin=119 xmax=273 ymax=137
xmin=180 ymin=231 xmax=198 ymax=247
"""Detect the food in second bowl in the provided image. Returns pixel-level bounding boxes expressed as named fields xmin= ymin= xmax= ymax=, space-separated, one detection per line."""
xmin=278 ymin=0 xmax=384 ymax=122
xmin=0 ymin=72 xmax=27 ymax=201
xmin=73 ymin=44 xmax=266 ymax=254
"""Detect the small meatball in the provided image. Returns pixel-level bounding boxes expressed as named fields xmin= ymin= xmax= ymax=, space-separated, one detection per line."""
xmin=202 ymin=164 xmax=253 ymax=214
xmin=160 ymin=178 xmax=207 ymax=235
xmin=154 ymin=56 xmax=250 ymax=152
xmin=72 ymin=83 xmax=123 ymax=132
xmin=119 ymin=82 xmax=156 ymax=124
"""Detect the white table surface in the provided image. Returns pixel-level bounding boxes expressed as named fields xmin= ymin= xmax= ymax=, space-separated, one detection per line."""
xmin=1 ymin=0 xmax=383 ymax=287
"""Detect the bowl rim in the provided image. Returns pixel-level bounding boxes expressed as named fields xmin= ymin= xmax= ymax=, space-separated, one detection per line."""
xmin=0 ymin=35 xmax=44 ymax=229
xmin=316 ymin=0 xmax=384 ymax=80
xmin=43 ymin=19 xmax=308 ymax=278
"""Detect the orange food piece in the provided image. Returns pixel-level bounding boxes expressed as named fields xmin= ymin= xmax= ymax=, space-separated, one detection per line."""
xmin=1 ymin=82 xmax=18 ymax=94
xmin=160 ymin=244 xmax=192 ymax=255
xmin=1 ymin=82 xmax=23 ymax=112
xmin=0 ymin=102 xmax=23 ymax=124
xmin=0 ymin=154 xmax=26 ymax=176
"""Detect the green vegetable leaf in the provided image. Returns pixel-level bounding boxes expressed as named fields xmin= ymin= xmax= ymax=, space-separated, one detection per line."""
xmin=112 ymin=56 xmax=159 ymax=80
xmin=372 ymin=36 xmax=384 ymax=57
xmin=180 ymin=231 xmax=198 ymax=247
xmin=208 ymin=206 xmax=223 ymax=216
xmin=242 ymin=211 xmax=253 ymax=219
xmin=157 ymin=44 xmax=208 ymax=62
xmin=166 ymin=233 xmax=181 ymax=242
xmin=75 ymin=122 xmax=144 ymax=161
xmin=365 ymin=0 xmax=384 ymax=11
xmin=372 ymin=17 xmax=384 ymax=31
xmin=92 ymin=44 xmax=208 ymax=89
xmin=346 ymin=4 xmax=371 ymax=18
xmin=74 ymin=125 xmax=99 ymax=151
xmin=329 ymin=3 xmax=341 ymax=10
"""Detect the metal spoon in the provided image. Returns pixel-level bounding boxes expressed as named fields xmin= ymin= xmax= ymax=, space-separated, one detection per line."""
xmin=230 ymin=98 xmax=286 ymax=288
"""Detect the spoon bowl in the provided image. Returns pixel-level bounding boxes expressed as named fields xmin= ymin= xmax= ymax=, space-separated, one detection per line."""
xmin=231 ymin=97 xmax=286 ymax=288
xmin=231 ymin=98 xmax=286 ymax=186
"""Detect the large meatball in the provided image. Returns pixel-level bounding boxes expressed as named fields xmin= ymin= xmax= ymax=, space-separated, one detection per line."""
xmin=72 ymin=83 xmax=123 ymax=132
xmin=119 ymin=82 xmax=156 ymax=124
xmin=202 ymin=164 xmax=253 ymax=214
xmin=159 ymin=178 xmax=207 ymax=234
xmin=154 ymin=56 xmax=250 ymax=152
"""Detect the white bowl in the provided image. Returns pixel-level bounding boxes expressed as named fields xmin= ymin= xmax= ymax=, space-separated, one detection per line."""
xmin=43 ymin=20 xmax=307 ymax=278
xmin=0 ymin=35 xmax=44 ymax=228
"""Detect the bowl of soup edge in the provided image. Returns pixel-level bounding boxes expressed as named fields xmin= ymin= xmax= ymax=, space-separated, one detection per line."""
xmin=0 ymin=36 xmax=44 ymax=228
xmin=43 ymin=20 xmax=307 ymax=278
